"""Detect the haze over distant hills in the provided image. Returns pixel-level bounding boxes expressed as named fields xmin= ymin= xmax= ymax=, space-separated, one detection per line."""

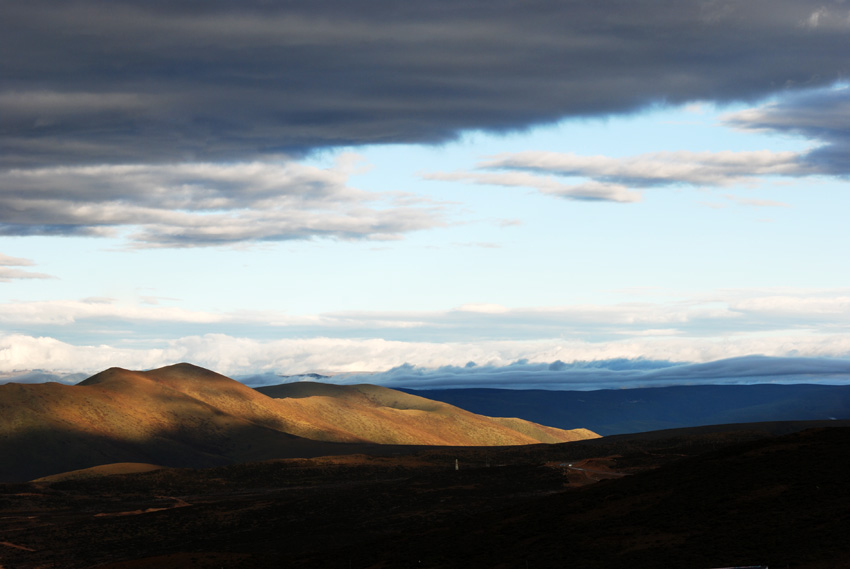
xmin=0 ymin=363 xmax=595 ymax=482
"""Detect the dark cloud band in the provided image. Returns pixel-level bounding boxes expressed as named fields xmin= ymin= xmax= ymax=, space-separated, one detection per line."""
xmin=2 ymin=0 xmax=849 ymax=167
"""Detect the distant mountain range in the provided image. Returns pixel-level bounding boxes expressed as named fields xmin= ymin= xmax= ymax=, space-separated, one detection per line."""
xmin=402 ymin=383 xmax=850 ymax=435
xmin=0 ymin=363 xmax=595 ymax=481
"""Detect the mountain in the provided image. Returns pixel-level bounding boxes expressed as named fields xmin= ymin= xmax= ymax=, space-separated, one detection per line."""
xmin=402 ymin=383 xmax=850 ymax=435
xmin=0 ymin=363 xmax=596 ymax=481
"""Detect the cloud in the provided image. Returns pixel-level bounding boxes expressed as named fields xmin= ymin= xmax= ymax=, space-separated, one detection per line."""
xmin=424 ymin=171 xmax=640 ymax=202
xmin=480 ymin=150 xmax=813 ymax=187
xmin=0 ymin=158 xmax=443 ymax=246
xmin=340 ymin=355 xmax=850 ymax=390
xmin=424 ymin=148 xmax=819 ymax=202
xmin=0 ymin=253 xmax=53 ymax=282
xmin=2 ymin=288 xmax=850 ymax=344
xmin=724 ymin=85 xmax=850 ymax=177
xmin=0 ymin=298 xmax=229 ymax=326
xmin=724 ymin=195 xmax=791 ymax=208
xmin=0 ymin=254 xmax=35 ymax=267
xmin=3 ymin=1 xmax=850 ymax=168
xmin=426 ymin=84 xmax=850 ymax=203
xmin=4 ymin=332 xmax=850 ymax=389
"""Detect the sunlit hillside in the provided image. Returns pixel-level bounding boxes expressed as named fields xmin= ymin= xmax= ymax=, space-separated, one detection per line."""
xmin=0 ymin=363 xmax=597 ymax=481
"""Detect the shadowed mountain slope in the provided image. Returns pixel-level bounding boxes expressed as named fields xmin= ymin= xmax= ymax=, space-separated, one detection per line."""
xmin=0 ymin=364 xmax=596 ymax=481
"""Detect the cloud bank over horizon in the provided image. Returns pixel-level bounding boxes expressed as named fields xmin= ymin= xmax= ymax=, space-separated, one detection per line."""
xmin=333 ymin=355 xmax=850 ymax=390
xmin=5 ymin=349 xmax=850 ymax=392
xmin=4 ymin=328 xmax=850 ymax=388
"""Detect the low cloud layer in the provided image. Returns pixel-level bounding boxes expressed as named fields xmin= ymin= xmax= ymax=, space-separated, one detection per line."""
xmin=4 ymin=332 xmax=850 ymax=390
xmin=0 ymin=157 xmax=441 ymax=246
xmin=3 ymin=1 xmax=850 ymax=168
xmin=1 ymin=289 xmax=849 ymax=345
xmin=4 ymin=327 xmax=850 ymax=387
xmin=339 ymin=356 xmax=850 ymax=390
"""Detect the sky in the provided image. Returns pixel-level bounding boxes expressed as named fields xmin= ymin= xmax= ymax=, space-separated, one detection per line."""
xmin=2 ymin=0 xmax=850 ymax=389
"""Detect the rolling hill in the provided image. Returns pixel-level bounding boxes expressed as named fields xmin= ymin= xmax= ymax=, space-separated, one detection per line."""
xmin=256 ymin=381 xmax=596 ymax=445
xmin=0 ymin=363 xmax=596 ymax=481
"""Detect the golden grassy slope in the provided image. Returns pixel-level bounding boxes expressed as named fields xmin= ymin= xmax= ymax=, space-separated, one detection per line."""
xmin=257 ymin=381 xmax=599 ymax=445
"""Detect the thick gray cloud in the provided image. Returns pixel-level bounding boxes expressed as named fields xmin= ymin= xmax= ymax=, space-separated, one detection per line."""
xmin=2 ymin=0 xmax=850 ymax=168
xmin=725 ymin=86 xmax=850 ymax=176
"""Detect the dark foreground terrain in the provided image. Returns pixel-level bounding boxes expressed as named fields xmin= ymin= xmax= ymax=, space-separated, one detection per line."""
xmin=2 ymin=422 xmax=850 ymax=568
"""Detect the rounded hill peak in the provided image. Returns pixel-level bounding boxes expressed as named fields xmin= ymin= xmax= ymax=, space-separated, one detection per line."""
xmin=76 ymin=366 xmax=135 ymax=386
xmin=142 ymin=363 xmax=231 ymax=382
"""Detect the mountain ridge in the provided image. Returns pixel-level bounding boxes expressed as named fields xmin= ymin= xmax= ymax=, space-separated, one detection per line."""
xmin=0 ymin=363 xmax=597 ymax=481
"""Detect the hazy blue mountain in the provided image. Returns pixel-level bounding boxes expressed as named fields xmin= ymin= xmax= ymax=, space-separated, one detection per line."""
xmin=401 ymin=383 xmax=850 ymax=435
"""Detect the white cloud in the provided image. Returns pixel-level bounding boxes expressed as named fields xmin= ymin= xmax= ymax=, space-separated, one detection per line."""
xmin=453 ymin=303 xmax=510 ymax=314
xmin=4 ymin=332 xmax=850 ymax=384
xmin=725 ymin=195 xmax=791 ymax=208
xmin=0 ymin=158 xmax=443 ymax=247
xmin=731 ymin=294 xmax=850 ymax=316
xmin=423 ymin=147 xmax=821 ymax=203
xmin=480 ymin=149 xmax=812 ymax=187
xmin=424 ymin=170 xmax=640 ymax=202
xmin=0 ymin=253 xmax=53 ymax=282
xmin=0 ymin=253 xmax=35 ymax=266
xmin=2 ymin=289 xmax=850 ymax=342
xmin=0 ymin=298 xmax=228 ymax=325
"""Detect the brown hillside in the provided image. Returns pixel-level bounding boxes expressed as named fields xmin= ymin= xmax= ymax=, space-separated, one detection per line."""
xmin=0 ymin=366 xmax=347 ymax=481
xmin=0 ymin=364 xmax=596 ymax=481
